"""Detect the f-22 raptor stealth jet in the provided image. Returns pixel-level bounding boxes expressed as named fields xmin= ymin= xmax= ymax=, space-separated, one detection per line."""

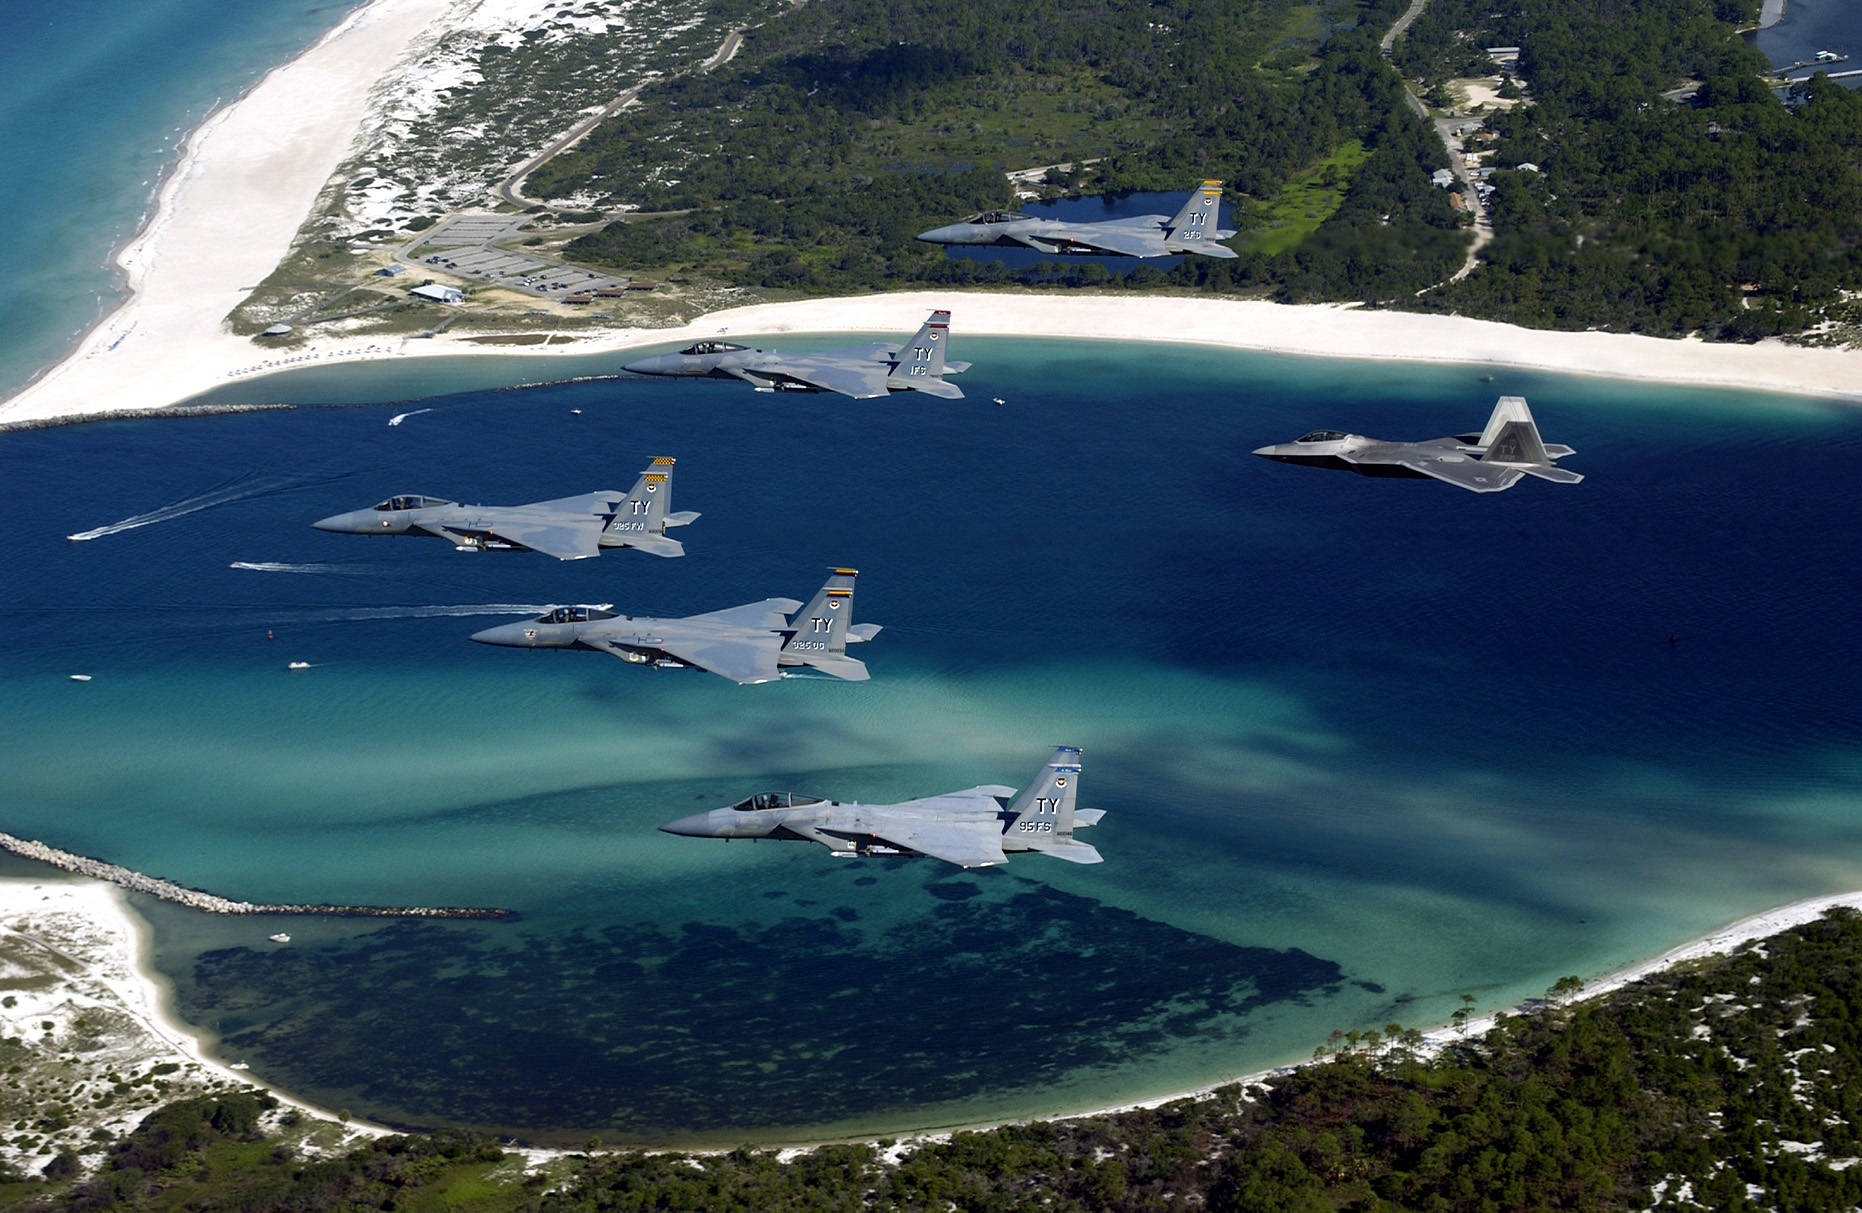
xmin=660 ymin=747 xmax=1105 ymax=869
xmin=622 ymin=310 xmax=969 ymax=399
xmin=469 ymin=568 xmax=881 ymax=685
xmin=312 ymin=458 xmax=697 ymax=559
xmin=916 ymin=181 xmax=1238 ymax=259
xmin=1253 ymin=397 xmax=1583 ymax=493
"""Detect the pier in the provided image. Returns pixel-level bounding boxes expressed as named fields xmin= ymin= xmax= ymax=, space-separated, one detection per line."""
xmin=0 ymin=832 xmax=515 ymax=920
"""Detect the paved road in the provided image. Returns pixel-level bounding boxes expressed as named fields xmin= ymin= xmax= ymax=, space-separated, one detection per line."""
xmin=496 ymin=24 xmax=749 ymax=209
xmin=1379 ymin=0 xmax=1492 ymax=287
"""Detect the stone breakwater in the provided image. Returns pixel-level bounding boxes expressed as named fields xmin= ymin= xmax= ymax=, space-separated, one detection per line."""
xmin=0 ymin=832 xmax=515 ymax=920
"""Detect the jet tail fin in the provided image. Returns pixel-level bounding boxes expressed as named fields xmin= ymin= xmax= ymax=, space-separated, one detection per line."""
xmin=604 ymin=457 xmax=685 ymax=550
xmin=782 ymin=568 xmax=862 ymax=660
xmin=1476 ymin=398 xmax=1578 ymax=479
xmin=1003 ymin=747 xmax=1088 ymax=850
xmin=887 ymin=310 xmax=958 ymax=393
xmin=1163 ymin=180 xmax=1229 ymax=251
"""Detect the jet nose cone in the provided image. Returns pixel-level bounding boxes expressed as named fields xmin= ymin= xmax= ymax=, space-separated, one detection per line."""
xmin=312 ymin=510 xmax=363 ymax=532
xmin=470 ymin=622 xmax=534 ymax=647
xmin=623 ymin=354 xmax=675 ymax=376
xmin=1251 ymin=445 xmax=1280 ymax=458
xmin=916 ymin=225 xmax=960 ymax=244
xmin=659 ymin=811 xmax=717 ymax=837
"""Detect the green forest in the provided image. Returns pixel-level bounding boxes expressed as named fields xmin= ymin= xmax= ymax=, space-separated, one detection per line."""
xmin=13 ymin=909 xmax=1862 ymax=1210
xmin=520 ymin=0 xmax=1862 ymax=339
xmin=1395 ymin=0 xmax=1862 ymax=338
xmin=531 ymin=0 xmax=1469 ymax=303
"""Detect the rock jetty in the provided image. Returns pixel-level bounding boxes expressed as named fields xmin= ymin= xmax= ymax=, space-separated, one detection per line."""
xmin=0 ymin=832 xmax=514 ymax=920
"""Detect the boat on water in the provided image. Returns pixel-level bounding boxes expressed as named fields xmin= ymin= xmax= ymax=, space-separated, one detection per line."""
xmin=287 ymin=661 xmax=310 ymax=670
xmin=69 ymin=674 xmax=92 ymax=682
xmin=268 ymin=933 xmax=291 ymax=943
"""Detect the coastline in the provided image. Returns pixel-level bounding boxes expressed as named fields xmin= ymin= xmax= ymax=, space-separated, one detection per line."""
xmin=0 ymin=875 xmax=389 ymax=1175
xmin=0 ymin=0 xmax=454 ymax=429
xmin=0 ymin=0 xmax=1859 ymax=426
xmin=1031 ymin=888 xmax=1862 ymax=1133
xmin=14 ymin=863 xmax=1862 ymax=1151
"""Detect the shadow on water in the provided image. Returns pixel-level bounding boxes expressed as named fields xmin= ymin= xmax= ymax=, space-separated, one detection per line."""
xmin=177 ymin=873 xmax=1344 ymax=1144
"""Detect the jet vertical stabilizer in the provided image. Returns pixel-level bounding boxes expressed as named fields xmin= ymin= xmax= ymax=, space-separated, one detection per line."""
xmin=1004 ymin=747 xmax=1101 ymax=863
xmin=603 ymin=457 xmax=697 ymax=556
xmin=1476 ymin=397 xmax=1584 ymax=484
xmin=782 ymin=568 xmax=870 ymax=680
xmin=1163 ymin=180 xmax=1237 ymax=257
xmin=886 ymin=310 xmax=964 ymax=399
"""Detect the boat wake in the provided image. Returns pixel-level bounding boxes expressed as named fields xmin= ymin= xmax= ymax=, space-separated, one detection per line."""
xmin=230 ymin=561 xmax=365 ymax=575
xmin=387 ymin=408 xmax=433 ymax=426
xmin=68 ymin=472 xmax=346 ymax=541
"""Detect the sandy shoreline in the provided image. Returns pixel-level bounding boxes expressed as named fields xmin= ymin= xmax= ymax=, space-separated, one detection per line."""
xmin=3 ymin=0 xmax=1862 ymax=426
xmin=9 ymin=868 xmax=1861 ymax=1154
xmin=0 ymin=876 xmax=389 ymax=1175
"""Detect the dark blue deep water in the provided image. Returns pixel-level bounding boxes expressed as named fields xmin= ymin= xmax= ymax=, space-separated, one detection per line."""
xmin=4 ymin=341 xmax=1861 ymax=1143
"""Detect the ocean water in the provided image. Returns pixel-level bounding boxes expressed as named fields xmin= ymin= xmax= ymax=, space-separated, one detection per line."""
xmin=0 ymin=0 xmax=364 ymax=401
xmin=4 ymin=341 xmax=1861 ymax=1144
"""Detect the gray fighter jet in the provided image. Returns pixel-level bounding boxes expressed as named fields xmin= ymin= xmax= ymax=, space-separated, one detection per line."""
xmin=621 ymin=310 xmax=969 ymax=399
xmin=660 ymin=747 xmax=1104 ymax=868
xmin=916 ymin=180 xmax=1237 ymax=259
xmin=312 ymin=458 xmax=697 ymax=559
xmin=469 ymin=568 xmax=880 ymax=684
xmin=1252 ymin=396 xmax=1582 ymax=493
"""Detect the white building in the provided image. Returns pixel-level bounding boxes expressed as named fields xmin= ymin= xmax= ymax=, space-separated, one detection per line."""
xmin=410 ymin=283 xmax=463 ymax=304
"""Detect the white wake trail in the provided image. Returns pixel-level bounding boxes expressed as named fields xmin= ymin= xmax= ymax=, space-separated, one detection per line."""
xmin=68 ymin=472 xmax=346 ymax=541
xmin=230 ymin=561 xmax=367 ymax=575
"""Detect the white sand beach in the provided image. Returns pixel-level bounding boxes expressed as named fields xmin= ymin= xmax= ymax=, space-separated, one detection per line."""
xmin=0 ymin=877 xmax=386 ymax=1175
xmin=3 ymin=0 xmax=1862 ymax=426
xmin=0 ymin=0 xmax=454 ymax=427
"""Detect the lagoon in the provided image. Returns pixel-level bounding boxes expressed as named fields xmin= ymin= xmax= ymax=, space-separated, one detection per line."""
xmin=3 ymin=340 xmax=1859 ymax=1143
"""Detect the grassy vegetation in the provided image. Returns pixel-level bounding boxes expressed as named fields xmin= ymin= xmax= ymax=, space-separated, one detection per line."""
xmin=1239 ymin=138 xmax=1370 ymax=255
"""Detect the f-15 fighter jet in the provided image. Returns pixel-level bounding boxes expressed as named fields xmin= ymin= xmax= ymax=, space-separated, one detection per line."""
xmin=660 ymin=747 xmax=1105 ymax=869
xmin=1252 ymin=397 xmax=1583 ymax=493
xmin=621 ymin=310 xmax=969 ymax=399
xmin=469 ymin=568 xmax=881 ymax=685
xmin=312 ymin=458 xmax=697 ymax=559
xmin=916 ymin=181 xmax=1238 ymax=259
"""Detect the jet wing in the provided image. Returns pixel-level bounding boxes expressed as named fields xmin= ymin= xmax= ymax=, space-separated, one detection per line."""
xmin=871 ymin=821 xmax=1008 ymax=868
xmin=431 ymin=518 xmax=604 ymax=559
xmin=1387 ymin=453 xmax=1524 ymax=493
xmin=1035 ymin=224 xmax=1166 ymax=258
xmin=754 ymin=356 xmax=893 ymax=400
xmin=686 ymin=598 xmax=803 ymax=629
xmin=652 ymin=634 xmax=784 ymax=685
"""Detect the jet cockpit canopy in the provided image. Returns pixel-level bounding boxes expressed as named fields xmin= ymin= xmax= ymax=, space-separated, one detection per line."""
xmin=731 ymin=792 xmax=826 ymax=812
xmin=537 ymin=606 xmax=617 ymax=625
xmin=1295 ymin=430 xmax=1349 ymax=444
xmin=965 ymin=211 xmax=1026 ymax=225
xmin=373 ymin=495 xmax=452 ymax=511
xmin=679 ymin=341 xmax=747 ymax=355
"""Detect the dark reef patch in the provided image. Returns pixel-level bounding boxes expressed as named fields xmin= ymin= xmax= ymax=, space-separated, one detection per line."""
xmin=177 ymin=878 xmax=1345 ymax=1140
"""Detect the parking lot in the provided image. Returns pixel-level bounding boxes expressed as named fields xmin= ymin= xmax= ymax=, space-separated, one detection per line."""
xmin=399 ymin=213 xmax=636 ymax=303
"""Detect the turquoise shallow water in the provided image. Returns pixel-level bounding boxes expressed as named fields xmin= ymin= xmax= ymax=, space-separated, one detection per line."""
xmin=3 ymin=339 xmax=1860 ymax=1143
